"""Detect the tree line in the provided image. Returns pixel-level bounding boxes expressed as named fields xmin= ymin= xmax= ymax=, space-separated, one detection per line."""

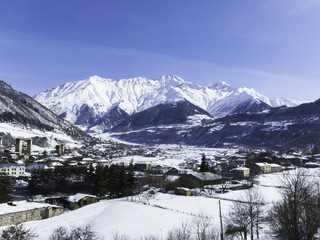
xmin=28 ymin=162 xmax=136 ymax=199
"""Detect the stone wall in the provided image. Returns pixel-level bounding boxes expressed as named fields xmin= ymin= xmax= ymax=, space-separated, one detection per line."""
xmin=0 ymin=207 xmax=63 ymax=227
xmin=46 ymin=207 xmax=64 ymax=218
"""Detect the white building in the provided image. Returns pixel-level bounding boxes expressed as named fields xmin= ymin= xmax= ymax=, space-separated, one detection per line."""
xmin=0 ymin=164 xmax=26 ymax=177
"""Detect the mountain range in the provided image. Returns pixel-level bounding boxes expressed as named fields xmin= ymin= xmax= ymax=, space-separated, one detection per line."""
xmin=109 ymin=97 xmax=320 ymax=151
xmin=1 ymin=74 xmax=318 ymax=151
xmin=34 ymin=74 xmax=301 ymax=133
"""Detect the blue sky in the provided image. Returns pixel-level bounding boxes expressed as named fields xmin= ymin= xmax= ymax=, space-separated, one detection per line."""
xmin=0 ymin=0 xmax=320 ymax=101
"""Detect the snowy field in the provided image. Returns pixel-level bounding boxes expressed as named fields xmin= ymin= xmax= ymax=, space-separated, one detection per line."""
xmin=111 ymin=144 xmax=238 ymax=170
xmin=15 ymin=168 xmax=319 ymax=240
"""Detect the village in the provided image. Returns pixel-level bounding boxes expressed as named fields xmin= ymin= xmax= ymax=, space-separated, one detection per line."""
xmin=1 ymin=135 xmax=320 ymax=229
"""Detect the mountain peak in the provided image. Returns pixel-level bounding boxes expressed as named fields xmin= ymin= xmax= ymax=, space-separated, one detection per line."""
xmin=210 ymin=81 xmax=231 ymax=89
xmin=87 ymin=75 xmax=113 ymax=84
xmin=88 ymin=75 xmax=102 ymax=81
xmin=159 ymin=74 xmax=187 ymax=85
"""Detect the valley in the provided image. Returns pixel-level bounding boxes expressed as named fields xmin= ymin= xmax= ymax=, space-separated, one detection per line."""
xmin=0 ymin=77 xmax=319 ymax=239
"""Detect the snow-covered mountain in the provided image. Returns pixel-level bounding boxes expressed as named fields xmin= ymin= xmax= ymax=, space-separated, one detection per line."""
xmin=112 ymin=98 xmax=320 ymax=150
xmin=0 ymin=80 xmax=88 ymax=147
xmin=34 ymin=74 xmax=301 ymax=132
xmin=111 ymin=99 xmax=214 ymax=144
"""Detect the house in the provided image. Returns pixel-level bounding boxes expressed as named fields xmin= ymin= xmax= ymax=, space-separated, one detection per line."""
xmin=151 ymin=165 xmax=168 ymax=175
xmin=0 ymin=163 xmax=26 ymax=177
xmin=65 ymin=193 xmax=99 ymax=210
xmin=304 ymin=162 xmax=320 ymax=168
xmin=44 ymin=196 xmax=67 ymax=207
xmin=0 ymin=201 xmax=63 ymax=227
xmin=165 ymin=167 xmax=179 ymax=175
xmin=174 ymin=187 xmax=192 ymax=196
xmin=134 ymin=161 xmax=152 ymax=172
xmin=231 ymin=167 xmax=250 ymax=179
xmin=255 ymin=162 xmax=272 ymax=174
xmin=185 ymin=172 xmax=224 ymax=188
xmin=96 ymin=159 xmax=111 ymax=167
xmin=269 ymin=163 xmax=283 ymax=172
xmin=255 ymin=162 xmax=282 ymax=174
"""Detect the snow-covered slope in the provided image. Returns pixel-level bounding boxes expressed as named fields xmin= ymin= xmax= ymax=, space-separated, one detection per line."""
xmin=34 ymin=75 xmax=301 ymax=132
xmin=19 ymin=168 xmax=303 ymax=240
xmin=0 ymin=81 xmax=88 ymax=146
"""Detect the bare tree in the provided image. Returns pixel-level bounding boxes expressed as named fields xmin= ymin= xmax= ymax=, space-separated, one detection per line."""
xmin=167 ymin=222 xmax=191 ymax=240
xmin=192 ymin=213 xmax=219 ymax=240
xmin=226 ymin=188 xmax=265 ymax=240
xmin=139 ymin=236 xmax=161 ymax=240
xmin=49 ymin=226 xmax=71 ymax=240
xmin=112 ymin=232 xmax=129 ymax=240
xmin=269 ymin=169 xmax=320 ymax=240
xmin=166 ymin=214 xmax=218 ymax=240
xmin=0 ymin=224 xmax=37 ymax=240
xmin=49 ymin=224 xmax=102 ymax=240
xmin=226 ymin=200 xmax=248 ymax=240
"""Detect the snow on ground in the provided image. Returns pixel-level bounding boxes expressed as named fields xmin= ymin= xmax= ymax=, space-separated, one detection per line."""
xmin=15 ymin=169 xmax=311 ymax=240
xmin=111 ymin=144 xmax=237 ymax=170
xmin=25 ymin=199 xmax=193 ymax=240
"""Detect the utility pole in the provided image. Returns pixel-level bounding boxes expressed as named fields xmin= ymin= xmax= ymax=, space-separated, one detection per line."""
xmin=219 ymin=200 xmax=224 ymax=240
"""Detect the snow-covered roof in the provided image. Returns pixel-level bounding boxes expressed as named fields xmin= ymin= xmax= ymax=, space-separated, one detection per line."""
xmin=65 ymin=193 xmax=97 ymax=203
xmin=165 ymin=175 xmax=180 ymax=182
xmin=255 ymin=162 xmax=271 ymax=167
xmin=190 ymin=172 xmax=223 ymax=181
xmin=231 ymin=167 xmax=250 ymax=171
xmin=135 ymin=161 xmax=151 ymax=165
xmin=176 ymin=187 xmax=191 ymax=191
xmin=49 ymin=162 xmax=64 ymax=167
xmin=284 ymin=155 xmax=296 ymax=159
xmin=96 ymin=159 xmax=109 ymax=163
xmin=0 ymin=163 xmax=25 ymax=168
xmin=0 ymin=201 xmax=57 ymax=215
xmin=16 ymin=160 xmax=25 ymax=165
xmin=269 ymin=163 xmax=282 ymax=167
xmin=26 ymin=164 xmax=45 ymax=170
xmin=305 ymin=162 xmax=320 ymax=166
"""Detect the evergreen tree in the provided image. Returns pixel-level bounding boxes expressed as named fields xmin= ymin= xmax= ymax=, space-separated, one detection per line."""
xmin=127 ymin=160 xmax=136 ymax=196
xmin=0 ymin=174 xmax=12 ymax=203
xmin=93 ymin=165 xmax=109 ymax=197
xmin=117 ymin=164 xmax=129 ymax=197
xmin=107 ymin=165 xmax=118 ymax=198
xmin=200 ymin=153 xmax=209 ymax=172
